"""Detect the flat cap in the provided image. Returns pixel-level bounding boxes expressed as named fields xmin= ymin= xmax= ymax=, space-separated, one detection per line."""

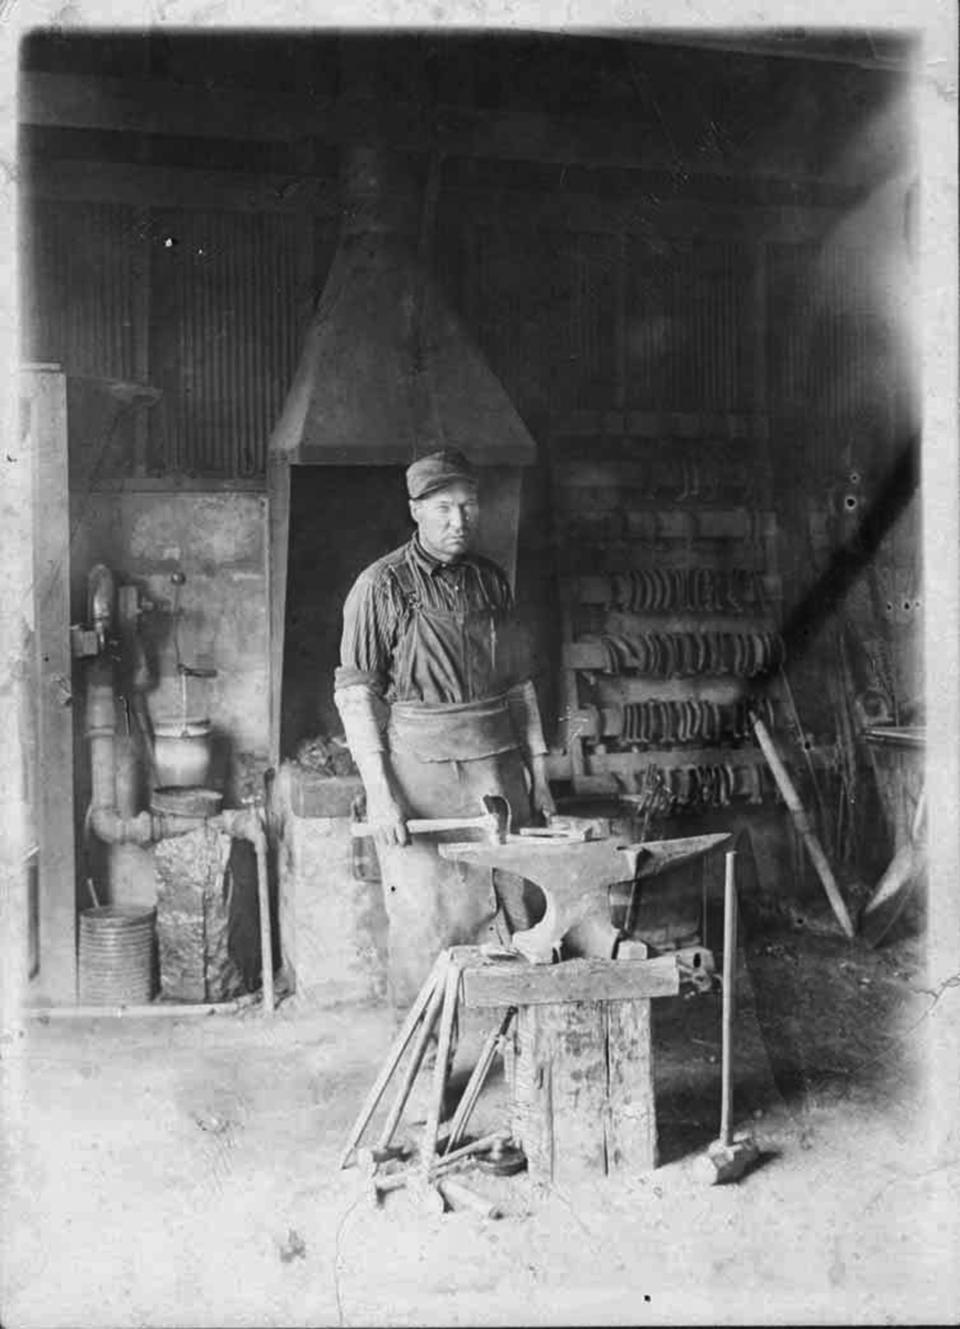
xmin=406 ymin=449 xmax=478 ymax=500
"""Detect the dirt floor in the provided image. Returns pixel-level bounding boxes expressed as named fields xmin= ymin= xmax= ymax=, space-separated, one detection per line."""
xmin=2 ymin=897 xmax=958 ymax=1327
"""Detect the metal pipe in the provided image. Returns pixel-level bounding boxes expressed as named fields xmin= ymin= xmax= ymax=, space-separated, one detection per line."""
xmin=82 ymin=582 xmax=277 ymax=1014
xmin=252 ymin=817 xmax=275 ymax=1016
xmin=89 ymin=805 xmax=155 ymax=846
xmin=88 ymin=654 xmax=210 ymax=846
xmin=87 ymin=651 xmax=212 ymax=846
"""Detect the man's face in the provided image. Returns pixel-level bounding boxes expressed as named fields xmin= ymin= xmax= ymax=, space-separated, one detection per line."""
xmin=410 ymin=481 xmax=480 ymax=563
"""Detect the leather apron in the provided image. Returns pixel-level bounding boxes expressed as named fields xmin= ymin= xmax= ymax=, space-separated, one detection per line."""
xmin=375 ymin=578 xmax=533 ymax=1012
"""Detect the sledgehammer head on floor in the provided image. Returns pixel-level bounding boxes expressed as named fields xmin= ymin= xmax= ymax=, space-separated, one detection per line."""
xmin=700 ymin=1132 xmax=760 ymax=1185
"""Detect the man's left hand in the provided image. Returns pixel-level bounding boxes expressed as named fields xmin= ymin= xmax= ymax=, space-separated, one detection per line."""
xmin=528 ymin=755 xmax=557 ymax=821
xmin=532 ymin=776 xmax=557 ymax=821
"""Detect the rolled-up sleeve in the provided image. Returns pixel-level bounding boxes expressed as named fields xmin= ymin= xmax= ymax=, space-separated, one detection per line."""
xmin=334 ymin=570 xmax=398 ymax=696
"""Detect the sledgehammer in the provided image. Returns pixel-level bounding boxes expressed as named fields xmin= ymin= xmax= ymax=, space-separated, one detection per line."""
xmin=700 ymin=850 xmax=759 ymax=1185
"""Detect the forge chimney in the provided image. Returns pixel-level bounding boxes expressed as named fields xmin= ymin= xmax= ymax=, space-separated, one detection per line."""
xmin=266 ymin=143 xmax=538 ymax=762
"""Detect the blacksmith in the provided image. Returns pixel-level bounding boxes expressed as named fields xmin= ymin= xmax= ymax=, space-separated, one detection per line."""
xmin=335 ymin=449 xmax=554 ymax=1014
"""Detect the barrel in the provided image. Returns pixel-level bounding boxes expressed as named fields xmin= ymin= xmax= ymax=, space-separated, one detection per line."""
xmin=79 ymin=906 xmax=158 ymax=1005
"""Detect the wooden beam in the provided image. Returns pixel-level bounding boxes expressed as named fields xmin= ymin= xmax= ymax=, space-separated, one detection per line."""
xmin=461 ymin=955 xmax=679 ymax=1007
xmin=21 ymin=157 xmax=339 ymax=219
xmin=449 ymin=188 xmax=840 ymax=243
xmin=552 ymin=409 xmax=772 ymax=438
xmin=21 ymin=158 xmax=840 ymax=247
xmin=20 ymin=71 xmax=863 ymax=187
xmin=20 ymin=71 xmax=335 ymax=146
xmin=638 ymin=33 xmax=912 ymax=75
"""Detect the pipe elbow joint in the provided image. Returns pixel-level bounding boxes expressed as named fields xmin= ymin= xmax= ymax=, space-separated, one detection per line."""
xmin=90 ymin=807 xmax=155 ymax=846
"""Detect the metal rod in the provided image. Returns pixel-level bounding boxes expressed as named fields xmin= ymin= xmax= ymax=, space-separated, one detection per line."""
xmin=23 ymin=994 xmax=261 ymax=1018
xmin=423 ymin=956 xmax=461 ymax=1172
xmin=700 ymin=857 xmax=709 ymax=951
xmin=370 ymin=1132 xmax=511 ymax=1201
xmin=720 ymin=849 xmax=737 ymax=1148
xmin=253 ymin=817 xmax=275 ymax=1017
xmin=376 ymin=967 xmax=447 ymax=1152
xmin=339 ymin=953 xmax=445 ymax=1170
xmin=445 ymin=1007 xmax=516 ymax=1152
xmin=433 ymin=1131 xmax=509 ymax=1174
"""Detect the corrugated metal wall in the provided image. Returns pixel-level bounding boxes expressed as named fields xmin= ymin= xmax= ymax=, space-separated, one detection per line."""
xmin=23 ymin=200 xmax=138 ymax=380
xmin=625 ymin=240 xmax=754 ymax=411
xmin=438 ymin=222 xmax=757 ymax=420
xmin=768 ymin=240 xmax=894 ymax=478
xmin=26 ymin=196 xmax=770 ymax=478
xmin=561 ymin=229 xmax=619 ymax=411
xmin=147 ymin=210 xmax=306 ymax=476
xmin=24 ymin=201 xmax=310 ymax=479
xmin=443 ymin=221 xmax=554 ymax=418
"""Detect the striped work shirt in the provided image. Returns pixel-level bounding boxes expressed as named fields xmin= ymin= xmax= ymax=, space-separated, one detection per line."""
xmin=335 ymin=535 xmax=526 ymax=705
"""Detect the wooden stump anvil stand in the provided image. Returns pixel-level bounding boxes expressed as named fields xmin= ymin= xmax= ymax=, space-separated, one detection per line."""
xmin=461 ymin=953 xmax=681 ymax=1186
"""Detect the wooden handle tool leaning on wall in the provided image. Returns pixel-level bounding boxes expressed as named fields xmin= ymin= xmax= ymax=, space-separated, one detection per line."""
xmin=750 ymin=714 xmax=855 ymax=940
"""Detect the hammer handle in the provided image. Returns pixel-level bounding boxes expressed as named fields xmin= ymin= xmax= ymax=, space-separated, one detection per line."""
xmin=720 ymin=850 xmax=737 ymax=1148
xmin=351 ymin=816 xmax=486 ymax=838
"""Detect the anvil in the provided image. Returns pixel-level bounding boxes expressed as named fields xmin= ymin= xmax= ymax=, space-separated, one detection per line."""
xmin=439 ymin=832 xmax=733 ymax=963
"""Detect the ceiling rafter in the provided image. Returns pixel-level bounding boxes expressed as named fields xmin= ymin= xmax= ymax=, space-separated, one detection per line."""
xmin=20 ymin=71 xmax=853 ymax=185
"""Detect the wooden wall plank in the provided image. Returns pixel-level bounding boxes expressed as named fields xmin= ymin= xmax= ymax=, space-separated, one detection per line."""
xmin=25 ymin=367 xmax=78 ymax=1002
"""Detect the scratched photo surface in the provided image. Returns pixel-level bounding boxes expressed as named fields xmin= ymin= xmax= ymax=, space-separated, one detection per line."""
xmin=3 ymin=14 xmax=958 ymax=1329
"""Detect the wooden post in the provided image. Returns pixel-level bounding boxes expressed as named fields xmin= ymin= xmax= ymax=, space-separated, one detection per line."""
xmin=266 ymin=458 xmax=290 ymax=768
xmin=25 ymin=366 xmax=78 ymax=1002
xmin=751 ymin=714 xmax=855 ymax=938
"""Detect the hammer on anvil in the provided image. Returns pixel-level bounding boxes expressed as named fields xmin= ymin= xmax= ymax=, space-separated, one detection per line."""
xmin=350 ymin=794 xmax=510 ymax=842
xmin=350 ymin=795 xmax=595 ymax=845
xmin=438 ymin=832 xmax=734 ymax=964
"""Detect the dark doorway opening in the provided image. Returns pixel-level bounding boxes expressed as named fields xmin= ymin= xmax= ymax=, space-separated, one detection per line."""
xmin=280 ymin=465 xmax=410 ymax=759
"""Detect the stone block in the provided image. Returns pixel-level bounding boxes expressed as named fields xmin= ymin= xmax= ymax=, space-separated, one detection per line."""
xmin=155 ymin=825 xmax=246 ymax=1002
xmin=277 ymin=809 xmax=389 ymax=1008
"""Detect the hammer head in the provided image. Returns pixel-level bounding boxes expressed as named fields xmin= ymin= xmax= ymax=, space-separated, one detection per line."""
xmin=699 ymin=1133 xmax=760 ymax=1185
xmin=480 ymin=795 xmax=512 ymax=843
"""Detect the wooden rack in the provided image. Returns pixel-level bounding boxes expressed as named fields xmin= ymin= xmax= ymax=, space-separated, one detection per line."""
xmin=548 ymin=436 xmax=788 ymax=806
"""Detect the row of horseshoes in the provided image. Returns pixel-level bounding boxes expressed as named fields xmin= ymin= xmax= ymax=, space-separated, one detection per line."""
xmin=600 ymin=567 xmax=764 ymax=614
xmin=595 ymin=630 xmax=786 ymax=678
xmin=569 ymin=508 xmax=772 ymax=543
xmin=619 ymin=697 xmax=777 ymax=746
xmin=628 ymin=762 xmax=766 ymax=810
xmin=639 ymin=455 xmax=758 ymax=504
xmin=566 ymin=454 xmax=761 ymax=505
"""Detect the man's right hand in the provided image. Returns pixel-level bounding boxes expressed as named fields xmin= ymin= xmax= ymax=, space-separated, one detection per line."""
xmin=350 ymin=751 xmax=411 ymax=850
xmin=365 ymin=793 xmax=410 ymax=849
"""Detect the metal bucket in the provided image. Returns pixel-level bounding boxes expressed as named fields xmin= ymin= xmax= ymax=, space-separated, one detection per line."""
xmin=153 ymin=718 xmax=213 ymax=789
xmin=79 ymin=906 xmax=158 ymax=1005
